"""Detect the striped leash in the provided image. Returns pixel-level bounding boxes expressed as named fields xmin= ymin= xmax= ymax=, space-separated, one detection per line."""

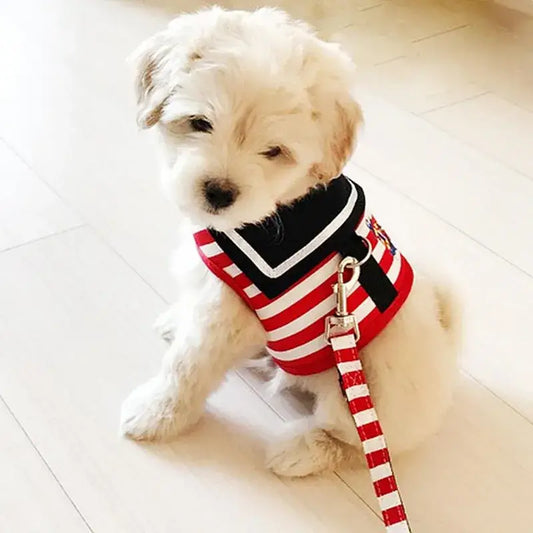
xmin=326 ymin=256 xmax=412 ymax=533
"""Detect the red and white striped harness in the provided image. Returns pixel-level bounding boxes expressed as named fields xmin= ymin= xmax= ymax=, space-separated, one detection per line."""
xmin=195 ymin=176 xmax=414 ymax=531
xmin=195 ymin=180 xmax=413 ymax=376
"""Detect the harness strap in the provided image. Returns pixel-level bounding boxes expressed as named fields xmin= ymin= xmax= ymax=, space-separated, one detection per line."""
xmin=338 ymin=232 xmax=398 ymax=312
xmin=331 ymin=332 xmax=412 ymax=533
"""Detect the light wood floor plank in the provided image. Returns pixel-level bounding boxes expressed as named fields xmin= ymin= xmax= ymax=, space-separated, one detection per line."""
xmin=1 ymin=1 xmax=531 ymax=531
xmin=0 ymin=139 xmax=81 ymax=252
xmin=0 ymin=399 xmax=89 ymax=533
xmin=424 ymin=93 xmax=533 ymax=178
xmin=346 ymin=163 xmax=533 ymax=420
xmin=355 ymin=91 xmax=533 ymax=276
xmin=0 ymin=227 xmax=382 ymax=533
xmin=242 ymin=367 xmax=533 ymax=532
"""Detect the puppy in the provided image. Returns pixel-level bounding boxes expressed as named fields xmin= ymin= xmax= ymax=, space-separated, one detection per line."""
xmin=120 ymin=7 xmax=460 ymax=478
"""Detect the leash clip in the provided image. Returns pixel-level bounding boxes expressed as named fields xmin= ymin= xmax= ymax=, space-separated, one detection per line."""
xmin=325 ymin=239 xmax=372 ymax=344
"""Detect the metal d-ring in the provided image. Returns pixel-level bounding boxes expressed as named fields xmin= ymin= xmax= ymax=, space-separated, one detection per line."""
xmin=354 ymin=236 xmax=372 ymax=267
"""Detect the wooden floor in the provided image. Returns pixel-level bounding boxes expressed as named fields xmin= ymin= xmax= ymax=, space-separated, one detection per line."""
xmin=1 ymin=1 xmax=532 ymax=531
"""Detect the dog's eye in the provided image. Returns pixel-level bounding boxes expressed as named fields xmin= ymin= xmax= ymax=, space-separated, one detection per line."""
xmin=189 ymin=116 xmax=213 ymax=133
xmin=261 ymin=146 xmax=282 ymax=159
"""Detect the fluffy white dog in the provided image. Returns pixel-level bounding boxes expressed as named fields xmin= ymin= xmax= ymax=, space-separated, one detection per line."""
xmin=120 ymin=7 xmax=460 ymax=477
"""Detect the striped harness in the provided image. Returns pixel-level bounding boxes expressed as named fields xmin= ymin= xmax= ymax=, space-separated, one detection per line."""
xmin=195 ymin=175 xmax=413 ymax=532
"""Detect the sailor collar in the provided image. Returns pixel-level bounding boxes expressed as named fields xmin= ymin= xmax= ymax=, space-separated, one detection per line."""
xmin=209 ymin=175 xmax=366 ymax=299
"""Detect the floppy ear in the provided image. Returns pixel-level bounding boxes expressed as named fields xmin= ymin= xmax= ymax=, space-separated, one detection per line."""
xmin=307 ymin=43 xmax=363 ymax=181
xmin=131 ymin=34 xmax=174 ymax=129
xmin=317 ymin=95 xmax=362 ymax=180
xmin=131 ymin=10 xmax=223 ymax=129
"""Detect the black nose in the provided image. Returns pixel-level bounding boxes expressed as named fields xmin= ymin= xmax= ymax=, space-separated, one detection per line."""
xmin=203 ymin=178 xmax=239 ymax=211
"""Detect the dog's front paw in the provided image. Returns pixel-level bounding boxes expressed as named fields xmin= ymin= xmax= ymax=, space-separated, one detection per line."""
xmin=266 ymin=427 xmax=343 ymax=478
xmin=120 ymin=376 xmax=199 ymax=441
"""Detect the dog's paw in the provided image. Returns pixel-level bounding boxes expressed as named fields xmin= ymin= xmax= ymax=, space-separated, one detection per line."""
xmin=120 ymin=376 xmax=199 ymax=441
xmin=153 ymin=306 xmax=180 ymax=343
xmin=266 ymin=427 xmax=343 ymax=478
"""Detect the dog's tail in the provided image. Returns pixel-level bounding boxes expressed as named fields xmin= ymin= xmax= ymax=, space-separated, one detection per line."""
xmin=433 ymin=281 xmax=462 ymax=351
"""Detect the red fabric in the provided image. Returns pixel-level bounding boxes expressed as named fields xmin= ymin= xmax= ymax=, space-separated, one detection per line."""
xmin=194 ymin=211 xmax=414 ymax=376
xmin=384 ymin=506 xmax=408 ymax=527
xmin=195 ymin=211 xmax=413 ymax=531
xmin=374 ymin=476 xmax=398 ymax=495
xmin=332 ymin=335 xmax=411 ymax=531
xmin=366 ymin=449 xmax=392 ymax=469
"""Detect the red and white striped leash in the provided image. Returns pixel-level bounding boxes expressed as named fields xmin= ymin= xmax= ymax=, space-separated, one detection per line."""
xmin=326 ymin=256 xmax=412 ymax=533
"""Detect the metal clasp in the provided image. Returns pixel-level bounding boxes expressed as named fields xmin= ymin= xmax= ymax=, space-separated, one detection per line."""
xmin=325 ymin=238 xmax=372 ymax=343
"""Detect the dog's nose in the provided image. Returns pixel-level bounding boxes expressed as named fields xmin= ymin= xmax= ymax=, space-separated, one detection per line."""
xmin=203 ymin=178 xmax=239 ymax=211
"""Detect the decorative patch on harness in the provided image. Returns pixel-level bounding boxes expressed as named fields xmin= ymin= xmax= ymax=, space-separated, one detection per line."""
xmin=366 ymin=215 xmax=397 ymax=256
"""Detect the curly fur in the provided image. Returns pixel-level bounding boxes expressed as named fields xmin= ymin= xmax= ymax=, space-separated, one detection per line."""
xmin=120 ymin=7 xmax=460 ymax=478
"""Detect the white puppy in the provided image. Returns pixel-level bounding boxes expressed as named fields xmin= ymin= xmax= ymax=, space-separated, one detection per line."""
xmin=120 ymin=7 xmax=460 ymax=478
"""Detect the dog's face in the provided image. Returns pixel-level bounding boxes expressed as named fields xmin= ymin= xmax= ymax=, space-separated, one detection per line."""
xmin=133 ymin=7 xmax=362 ymax=231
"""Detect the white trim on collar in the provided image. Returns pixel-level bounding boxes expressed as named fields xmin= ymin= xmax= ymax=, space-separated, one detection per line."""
xmin=224 ymin=180 xmax=358 ymax=279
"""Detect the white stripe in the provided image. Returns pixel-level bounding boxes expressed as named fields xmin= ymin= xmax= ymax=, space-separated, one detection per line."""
xmin=223 ymin=264 xmax=241 ymax=278
xmin=200 ymin=241 xmax=222 ymax=257
xmin=255 ymin=227 xmax=381 ymax=322
xmin=267 ymin=293 xmax=335 ymax=341
xmin=378 ymin=491 xmax=401 ymax=511
xmin=370 ymin=463 xmax=393 ymax=482
xmin=266 ymin=240 xmax=397 ymax=344
xmin=268 ymin=254 xmax=405 ymax=361
xmin=336 ymin=360 xmax=362 ymax=374
xmin=257 ymin=254 xmax=340 ymax=319
xmin=386 ymin=252 xmax=402 ymax=284
xmin=225 ymin=181 xmax=358 ymax=279
xmin=362 ymin=435 xmax=386 ymax=454
xmin=243 ymin=284 xmax=260 ymax=298
xmin=353 ymin=252 xmax=404 ymax=323
xmin=354 ymin=296 xmax=375 ymax=323
xmin=330 ymin=334 xmax=357 ymax=351
xmin=355 ymin=214 xmax=386 ymax=263
xmin=370 ymin=239 xmax=386 ymax=264
xmin=267 ymin=335 xmax=327 ymax=361
xmin=386 ymin=521 xmax=411 ymax=533
xmin=354 ymin=408 xmax=378 ymax=426
xmin=345 ymin=383 xmax=370 ymax=401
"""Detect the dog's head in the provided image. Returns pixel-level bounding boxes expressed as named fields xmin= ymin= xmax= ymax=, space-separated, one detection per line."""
xmin=133 ymin=7 xmax=362 ymax=231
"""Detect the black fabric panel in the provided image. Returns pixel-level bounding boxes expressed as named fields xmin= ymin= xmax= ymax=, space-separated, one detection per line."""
xmin=210 ymin=176 xmax=365 ymax=299
xmin=210 ymin=175 xmax=398 ymax=311
xmin=338 ymin=233 xmax=398 ymax=312
xmin=234 ymin=176 xmax=355 ymax=268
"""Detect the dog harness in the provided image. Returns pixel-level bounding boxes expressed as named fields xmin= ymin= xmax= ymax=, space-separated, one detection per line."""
xmin=194 ymin=175 xmax=414 ymax=532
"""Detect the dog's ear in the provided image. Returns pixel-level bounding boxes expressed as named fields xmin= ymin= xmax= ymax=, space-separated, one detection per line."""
xmin=131 ymin=34 xmax=173 ymax=129
xmin=131 ymin=11 xmax=219 ymax=129
xmin=307 ymin=43 xmax=363 ymax=181
xmin=314 ymin=96 xmax=362 ymax=181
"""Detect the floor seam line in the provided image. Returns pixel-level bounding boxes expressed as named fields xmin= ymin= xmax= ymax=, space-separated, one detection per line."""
xmin=0 ymin=136 xmax=89 ymax=224
xmin=0 ymin=394 xmax=94 ymax=533
xmin=464 ymin=372 xmax=533 ymax=426
xmin=0 ymin=224 xmax=88 ymax=254
xmin=354 ymin=162 xmax=532 ymax=280
xmin=418 ymin=112 xmax=533 ymax=181
xmin=420 ymin=91 xmax=491 ymax=115
xmin=411 ymin=23 xmax=470 ymax=44
xmin=0 ymin=138 xmax=171 ymax=303
xmin=235 ymin=370 xmax=383 ymax=521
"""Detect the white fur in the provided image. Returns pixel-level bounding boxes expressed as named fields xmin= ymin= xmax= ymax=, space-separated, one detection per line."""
xmin=120 ymin=7 xmax=460 ymax=477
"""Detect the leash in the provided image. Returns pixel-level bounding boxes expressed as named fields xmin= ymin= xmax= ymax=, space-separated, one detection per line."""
xmin=326 ymin=255 xmax=412 ymax=533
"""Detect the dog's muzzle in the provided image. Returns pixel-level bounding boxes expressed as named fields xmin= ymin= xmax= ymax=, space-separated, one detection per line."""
xmin=202 ymin=178 xmax=239 ymax=212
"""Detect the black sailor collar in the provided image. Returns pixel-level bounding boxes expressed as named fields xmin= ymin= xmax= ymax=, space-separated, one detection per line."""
xmin=209 ymin=175 xmax=366 ymax=299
